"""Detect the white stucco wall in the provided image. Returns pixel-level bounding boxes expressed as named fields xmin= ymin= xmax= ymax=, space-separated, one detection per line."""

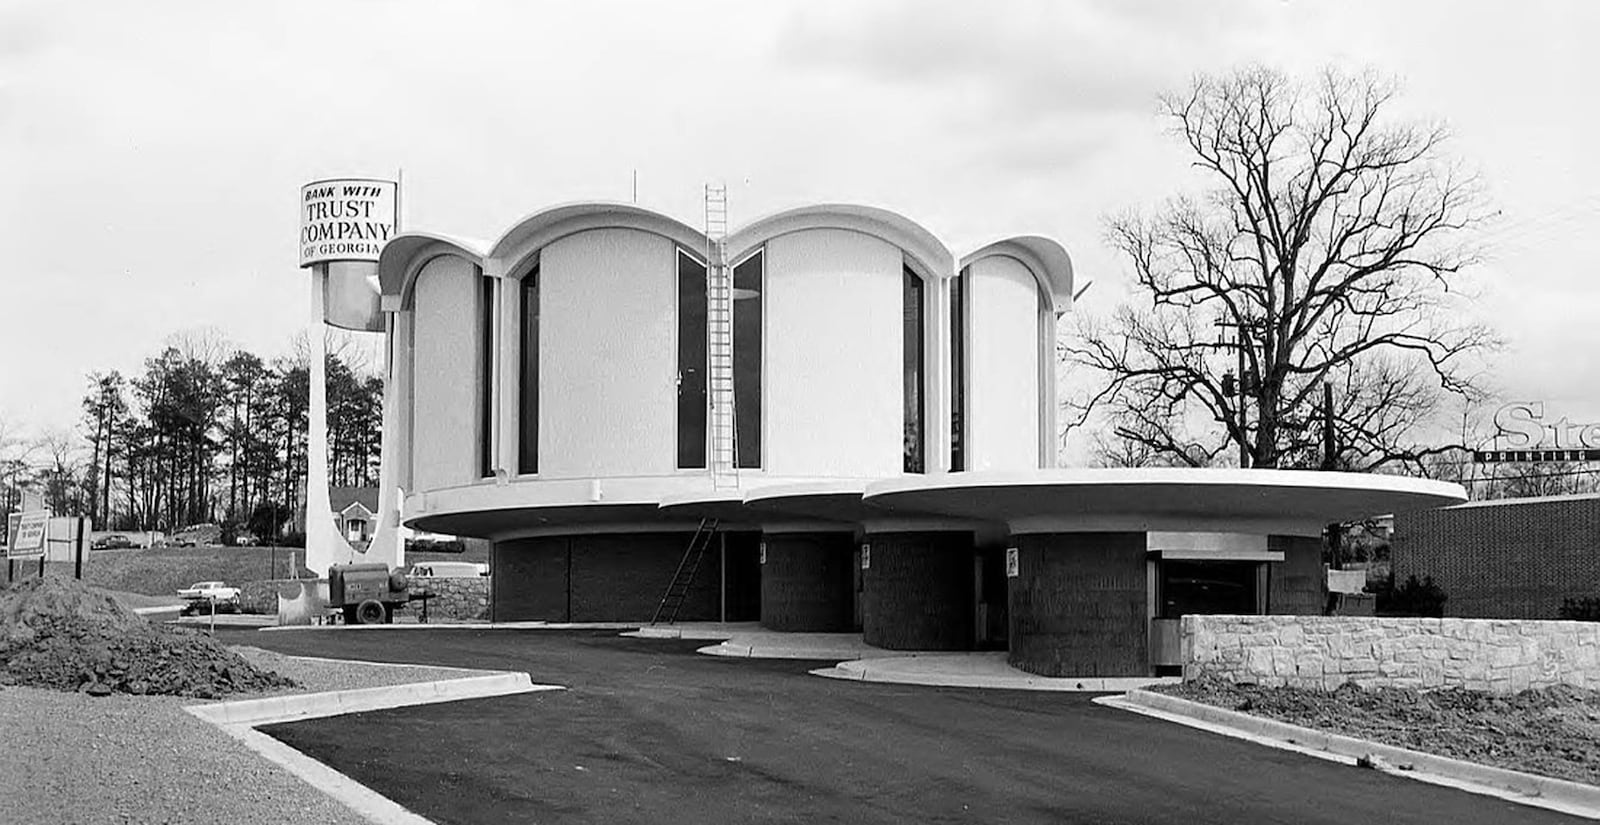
xmin=764 ymin=229 xmax=905 ymax=477
xmin=966 ymin=255 xmax=1042 ymax=470
xmin=410 ymin=255 xmax=482 ymax=491
xmin=537 ymin=228 xmax=678 ymax=478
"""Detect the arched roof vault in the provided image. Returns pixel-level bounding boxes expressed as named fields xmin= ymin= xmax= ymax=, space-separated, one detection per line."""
xmin=724 ymin=204 xmax=955 ymax=279
xmin=961 ymin=236 xmax=1075 ymax=315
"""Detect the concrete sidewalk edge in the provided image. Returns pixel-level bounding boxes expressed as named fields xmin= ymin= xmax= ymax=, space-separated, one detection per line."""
xmin=1105 ymin=689 xmax=1600 ymax=821
xmin=186 ymin=672 xmax=561 ymax=727
xmin=186 ymin=671 xmax=566 ymax=825
xmin=812 ymin=660 xmax=1178 ymax=692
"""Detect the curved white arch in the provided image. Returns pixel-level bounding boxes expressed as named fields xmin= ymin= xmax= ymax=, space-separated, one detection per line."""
xmin=488 ymin=201 xmax=708 ymax=279
xmin=961 ymin=236 xmax=1075 ymax=314
xmin=378 ymin=233 xmax=487 ymax=307
xmin=725 ymin=203 xmax=954 ymax=278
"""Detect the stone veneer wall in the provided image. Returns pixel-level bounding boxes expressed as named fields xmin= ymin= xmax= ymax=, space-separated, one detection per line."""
xmin=410 ymin=576 xmax=490 ymax=622
xmin=1184 ymin=614 xmax=1600 ymax=693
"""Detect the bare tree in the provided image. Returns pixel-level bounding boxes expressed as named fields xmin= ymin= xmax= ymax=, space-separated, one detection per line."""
xmin=1065 ymin=67 xmax=1497 ymax=470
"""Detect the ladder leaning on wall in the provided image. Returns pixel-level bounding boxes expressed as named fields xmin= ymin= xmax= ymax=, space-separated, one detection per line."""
xmin=704 ymin=183 xmax=739 ymax=490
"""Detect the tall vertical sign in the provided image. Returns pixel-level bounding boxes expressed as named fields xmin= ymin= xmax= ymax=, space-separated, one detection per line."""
xmin=299 ymin=178 xmax=400 ymax=578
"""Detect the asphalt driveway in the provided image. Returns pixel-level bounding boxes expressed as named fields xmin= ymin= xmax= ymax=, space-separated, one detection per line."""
xmin=231 ymin=628 xmax=1583 ymax=825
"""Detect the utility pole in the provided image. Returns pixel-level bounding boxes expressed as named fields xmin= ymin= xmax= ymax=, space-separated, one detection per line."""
xmin=1213 ymin=319 xmax=1255 ymax=468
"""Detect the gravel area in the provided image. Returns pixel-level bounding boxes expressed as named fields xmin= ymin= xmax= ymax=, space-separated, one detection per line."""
xmin=1157 ymin=678 xmax=1600 ymax=785
xmin=0 ymin=644 xmax=505 ymax=825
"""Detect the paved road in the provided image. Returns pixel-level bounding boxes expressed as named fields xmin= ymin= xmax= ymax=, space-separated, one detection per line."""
xmin=231 ymin=628 xmax=1582 ymax=825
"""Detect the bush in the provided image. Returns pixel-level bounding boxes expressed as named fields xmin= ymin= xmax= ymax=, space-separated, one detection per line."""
xmin=1559 ymin=597 xmax=1600 ymax=621
xmin=1374 ymin=573 xmax=1447 ymax=618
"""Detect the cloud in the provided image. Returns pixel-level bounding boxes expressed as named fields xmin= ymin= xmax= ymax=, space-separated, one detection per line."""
xmin=776 ymin=0 xmax=1278 ymax=122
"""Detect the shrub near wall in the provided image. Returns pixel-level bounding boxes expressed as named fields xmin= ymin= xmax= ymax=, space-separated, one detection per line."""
xmin=1183 ymin=614 xmax=1600 ymax=694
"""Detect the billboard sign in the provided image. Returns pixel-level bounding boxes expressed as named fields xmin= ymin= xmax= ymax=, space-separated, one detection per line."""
xmin=7 ymin=511 xmax=49 ymax=559
xmin=299 ymin=178 xmax=398 ymax=267
xmin=1477 ymin=402 xmax=1600 ymax=463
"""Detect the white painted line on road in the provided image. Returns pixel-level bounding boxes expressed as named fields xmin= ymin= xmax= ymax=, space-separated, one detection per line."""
xmin=1095 ymin=693 xmax=1600 ymax=821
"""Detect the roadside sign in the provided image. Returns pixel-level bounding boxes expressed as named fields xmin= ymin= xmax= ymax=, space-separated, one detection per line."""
xmin=861 ymin=543 xmax=871 ymax=570
xmin=759 ymin=541 xmax=766 ymax=565
xmin=8 ymin=511 xmax=49 ymax=559
xmin=1005 ymin=547 xmax=1019 ymax=578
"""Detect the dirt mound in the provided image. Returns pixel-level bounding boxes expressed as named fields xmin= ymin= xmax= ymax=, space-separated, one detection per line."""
xmin=1161 ymin=676 xmax=1600 ymax=785
xmin=0 ymin=576 xmax=296 ymax=698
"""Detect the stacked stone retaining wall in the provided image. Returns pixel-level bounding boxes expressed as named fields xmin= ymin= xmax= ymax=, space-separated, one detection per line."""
xmin=1184 ymin=614 xmax=1600 ymax=694
xmin=410 ymin=576 xmax=490 ymax=621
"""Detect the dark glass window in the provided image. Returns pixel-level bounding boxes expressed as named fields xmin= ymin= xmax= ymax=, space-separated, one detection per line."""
xmin=518 ymin=267 xmax=539 ymax=474
xmin=1159 ymin=561 xmax=1258 ymax=618
xmin=677 ymin=251 xmax=708 ymax=469
xmin=950 ymin=269 xmax=967 ymax=472
xmin=733 ymin=251 xmax=763 ymax=469
xmin=903 ymin=266 xmax=925 ymax=473
xmin=479 ymin=274 xmax=494 ymax=478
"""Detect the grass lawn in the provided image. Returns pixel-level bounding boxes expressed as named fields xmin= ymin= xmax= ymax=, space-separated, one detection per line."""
xmin=20 ymin=541 xmax=490 ymax=598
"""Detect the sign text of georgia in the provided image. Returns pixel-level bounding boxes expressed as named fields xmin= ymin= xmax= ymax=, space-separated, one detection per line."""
xmin=300 ymin=179 xmax=397 ymax=267
xmin=1475 ymin=402 xmax=1600 ymax=463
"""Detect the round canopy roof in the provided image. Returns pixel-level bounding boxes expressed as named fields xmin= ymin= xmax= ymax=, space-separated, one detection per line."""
xmin=863 ymin=469 xmax=1467 ymax=535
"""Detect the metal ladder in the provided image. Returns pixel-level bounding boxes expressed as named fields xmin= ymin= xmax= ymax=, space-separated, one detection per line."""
xmin=650 ymin=517 xmax=719 ymax=625
xmin=704 ymin=184 xmax=738 ymax=489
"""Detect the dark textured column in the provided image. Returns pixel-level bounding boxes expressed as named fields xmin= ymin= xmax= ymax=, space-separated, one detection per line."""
xmin=567 ymin=532 xmax=718 ymax=622
xmin=491 ymin=537 xmax=570 ymax=622
xmin=759 ymin=531 xmax=856 ymax=632
xmin=861 ymin=531 xmax=974 ymax=651
xmin=1008 ymin=533 xmax=1148 ymax=677
xmin=1269 ymin=535 xmax=1326 ymax=615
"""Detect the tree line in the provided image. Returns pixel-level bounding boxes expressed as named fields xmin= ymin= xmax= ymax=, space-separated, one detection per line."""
xmin=2 ymin=329 xmax=382 ymax=542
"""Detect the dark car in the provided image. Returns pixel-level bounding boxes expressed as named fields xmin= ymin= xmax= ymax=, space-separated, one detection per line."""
xmin=92 ymin=534 xmax=134 ymax=550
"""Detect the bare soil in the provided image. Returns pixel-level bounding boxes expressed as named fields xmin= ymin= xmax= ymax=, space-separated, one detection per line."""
xmin=0 ymin=576 xmax=295 ymax=698
xmin=1157 ymin=678 xmax=1600 ymax=785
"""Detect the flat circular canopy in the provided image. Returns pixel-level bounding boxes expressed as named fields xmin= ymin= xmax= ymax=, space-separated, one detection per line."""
xmin=656 ymin=491 xmax=762 ymax=525
xmin=408 ymin=502 xmax=702 ymax=538
xmin=864 ymin=469 xmax=1467 ymax=535
xmin=742 ymin=481 xmax=885 ymax=527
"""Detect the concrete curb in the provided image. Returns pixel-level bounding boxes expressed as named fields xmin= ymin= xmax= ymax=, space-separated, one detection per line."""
xmin=1106 ymin=689 xmax=1600 ymax=821
xmin=813 ymin=659 xmax=1180 ymax=692
xmin=187 ymin=673 xmax=557 ymax=727
xmin=187 ymin=671 xmax=564 ymax=825
xmin=261 ymin=621 xmax=640 ymax=632
xmin=701 ymin=642 xmax=889 ymax=660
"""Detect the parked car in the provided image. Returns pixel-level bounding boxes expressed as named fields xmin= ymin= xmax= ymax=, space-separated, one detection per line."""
xmin=409 ymin=562 xmax=488 ymax=578
xmin=177 ymin=581 xmax=241 ymax=615
xmin=233 ymin=532 xmax=259 ymax=546
xmin=91 ymin=534 xmax=134 ymax=550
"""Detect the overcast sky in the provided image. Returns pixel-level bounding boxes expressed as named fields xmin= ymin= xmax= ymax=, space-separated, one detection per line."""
xmin=2 ymin=0 xmax=1596 ymax=448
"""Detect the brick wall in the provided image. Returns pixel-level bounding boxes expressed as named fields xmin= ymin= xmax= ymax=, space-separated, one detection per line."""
xmin=1394 ymin=495 xmax=1600 ymax=618
xmin=861 ymin=531 xmax=973 ymax=650
xmin=760 ymin=532 xmax=856 ymax=632
xmin=492 ymin=532 xmax=724 ymax=622
xmin=1268 ymin=535 xmax=1325 ymax=615
xmin=1184 ymin=614 xmax=1600 ymax=693
xmin=1009 ymin=533 xmax=1147 ymax=677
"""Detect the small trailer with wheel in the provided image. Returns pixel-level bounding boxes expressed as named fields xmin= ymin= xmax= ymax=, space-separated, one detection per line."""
xmin=326 ymin=563 xmax=421 ymax=624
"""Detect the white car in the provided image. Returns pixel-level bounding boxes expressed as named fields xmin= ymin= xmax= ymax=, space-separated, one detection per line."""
xmin=177 ymin=581 xmax=241 ymax=602
xmin=409 ymin=562 xmax=488 ymax=578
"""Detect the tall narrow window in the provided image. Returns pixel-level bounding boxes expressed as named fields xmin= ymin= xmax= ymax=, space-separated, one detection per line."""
xmin=677 ymin=250 xmax=708 ymax=469
xmin=903 ymin=266 xmax=926 ymax=473
xmin=950 ymin=268 xmax=967 ymax=471
xmin=479 ymin=274 xmax=495 ymax=478
xmin=518 ymin=266 xmax=539 ymax=474
xmin=733 ymin=251 xmax=763 ymax=469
